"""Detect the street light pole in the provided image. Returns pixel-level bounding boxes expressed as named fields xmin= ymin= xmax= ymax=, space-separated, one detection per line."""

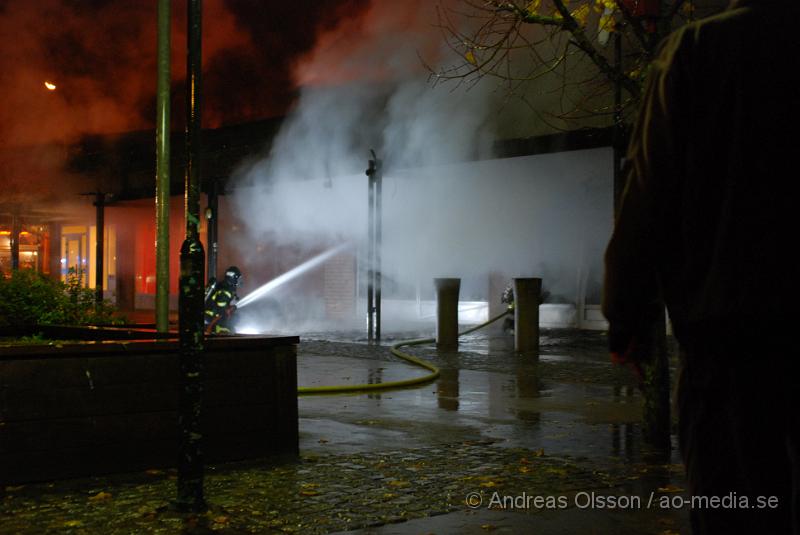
xmin=155 ymin=0 xmax=171 ymax=333
xmin=365 ymin=150 xmax=382 ymax=342
xmin=366 ymin=160 xmax=374 ymax=342
xmin=373 ymin=152 xmax=382 ymax=342
xmin=176 ymin=0 xmax=206 ymax=513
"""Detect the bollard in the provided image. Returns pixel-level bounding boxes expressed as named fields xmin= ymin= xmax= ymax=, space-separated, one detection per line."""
xmin=514 ymin=278 xmax=541 ymax=353
xmin=434 ymin=278 xmax=460 ymax=350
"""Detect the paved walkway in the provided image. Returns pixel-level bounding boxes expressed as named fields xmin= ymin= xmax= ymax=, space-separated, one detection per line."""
xmin=0 ymin=329 xmax=689 ymax=534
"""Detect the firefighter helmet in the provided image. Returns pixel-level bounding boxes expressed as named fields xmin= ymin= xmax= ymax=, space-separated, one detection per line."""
xmin=224 ymin=266 xmax=242 ymax=287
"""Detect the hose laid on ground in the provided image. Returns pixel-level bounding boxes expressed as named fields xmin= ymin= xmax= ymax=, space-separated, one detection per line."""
xmin=297 ymin=309 xmax=511 ymax=396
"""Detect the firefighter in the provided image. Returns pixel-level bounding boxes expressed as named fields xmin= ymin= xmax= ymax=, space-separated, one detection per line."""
xmin=204 ymin=266 xmax=242 ymax=334
xmin=501 ymin=285 xmax=515 ymax=333
xmin=500 ymin=283 xmax=549 ymax=333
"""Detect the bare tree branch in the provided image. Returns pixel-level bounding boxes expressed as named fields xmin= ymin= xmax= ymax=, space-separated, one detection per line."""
xmin=425 ymin=0 xmax=724 ymax=130
xmin=550 ymin=0 xmax=640 ymax=98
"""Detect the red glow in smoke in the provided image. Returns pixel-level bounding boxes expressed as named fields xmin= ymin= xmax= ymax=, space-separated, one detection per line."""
xmin=0 ymin=0 xmax=371 ymax=197
xmin=294 ymin=0 xmax=447 ymax=88
xmin=0 ymin=0 xmax=368 ymax=150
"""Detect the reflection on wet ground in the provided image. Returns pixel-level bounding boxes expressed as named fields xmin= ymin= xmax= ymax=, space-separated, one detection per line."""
xmin=299 ymin=330 xmax=648 ymax=454
xmin=295 ymin=328 xmax=688 ymax=534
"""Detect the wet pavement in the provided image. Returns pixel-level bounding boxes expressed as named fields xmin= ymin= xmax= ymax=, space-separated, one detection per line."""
xmin=0 ymin=328 xmax=690 ymax=534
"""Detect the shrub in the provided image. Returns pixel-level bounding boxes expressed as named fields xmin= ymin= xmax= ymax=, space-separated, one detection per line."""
xmin=0 ymin=268 xmax=121 ymax=327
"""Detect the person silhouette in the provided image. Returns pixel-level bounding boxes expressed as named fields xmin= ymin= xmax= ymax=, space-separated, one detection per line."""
xmin=603 ymin=1 xmax=799 ymax=533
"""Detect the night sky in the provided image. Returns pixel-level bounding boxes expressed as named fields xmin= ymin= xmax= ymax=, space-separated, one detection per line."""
xmin=0 ymin=0 xmax=372 ymax=149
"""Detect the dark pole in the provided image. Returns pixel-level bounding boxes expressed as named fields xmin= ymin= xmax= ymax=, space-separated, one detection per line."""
xmin=79 ymin=192 xmax=109 ymax=304
xmin=206 ymin=179 xmax=218 ymax=282
xmin=9 ymin=210 xmax=20 ymax=271
xmin=373 ymin=151 xmax=382 ymax=341
xmin=613 ymin=13 xmax=670 ymax=455
xmin=613 ymin=31 xmax=623 ymax=216
xmin=176 ymin=0 xmax=206 ymax=513
xmin=94 ymin=193 xmax=105 ymax=305
xmin=155 ymin=0 xmax=171 ymax=333
xmin=366 ymin=159 xmax=375 ymax=343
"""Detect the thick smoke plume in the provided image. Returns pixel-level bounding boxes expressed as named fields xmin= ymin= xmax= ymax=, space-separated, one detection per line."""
xmin=230 ymin=0 xmax=612 ymax=313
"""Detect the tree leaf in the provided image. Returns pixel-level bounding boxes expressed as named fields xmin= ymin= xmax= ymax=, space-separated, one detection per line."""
xmin=657 ymin=484 xmax=684 ymax=493
xmin=526 ymin=0 xmax=541 ymax=16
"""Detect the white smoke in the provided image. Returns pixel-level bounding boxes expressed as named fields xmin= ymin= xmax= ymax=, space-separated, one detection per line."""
xmin=229 ymin=0 xmax=612 ymax=321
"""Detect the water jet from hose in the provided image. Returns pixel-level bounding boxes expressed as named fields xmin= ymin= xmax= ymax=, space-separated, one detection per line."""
xmin=237 ymin=243 xmax=350 ymax=309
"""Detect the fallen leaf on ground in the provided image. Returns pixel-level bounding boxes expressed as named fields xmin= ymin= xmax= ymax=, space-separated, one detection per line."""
xmin=544 ymin=467 xmax=567 ymax=477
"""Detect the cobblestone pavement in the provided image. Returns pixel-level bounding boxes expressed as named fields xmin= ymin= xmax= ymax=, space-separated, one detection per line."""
xmin=0 ymin=329 xmax=690 ymax=534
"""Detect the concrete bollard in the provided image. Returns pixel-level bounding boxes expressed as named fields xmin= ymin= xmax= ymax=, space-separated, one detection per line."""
xmin=514 ymin=277 xmax=541 ymax=353
xmin=434 ymin=278 xmax=461 ymax=350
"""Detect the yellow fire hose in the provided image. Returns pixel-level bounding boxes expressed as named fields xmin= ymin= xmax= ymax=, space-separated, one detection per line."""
xmin=297 ymin=309 xmax=511 ymax=396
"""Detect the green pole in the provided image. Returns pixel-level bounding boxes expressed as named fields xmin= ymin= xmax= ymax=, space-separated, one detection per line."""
xmin=175 ymin=0 xmax=206 ymax=513
xmin=155 ymin=0 xmax=171 ymax=333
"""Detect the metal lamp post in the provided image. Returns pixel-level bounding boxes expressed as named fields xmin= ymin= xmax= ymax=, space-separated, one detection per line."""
xmin=155 ymin=0 xmax=171 ymax=333
xmin=175 ymin=0 xmax=207 ymax=513
xmin=366 ymin=150 xmax=382 ymax=342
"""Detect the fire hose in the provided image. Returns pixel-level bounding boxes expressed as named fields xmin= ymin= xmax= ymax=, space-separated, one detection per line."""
xmin=297 ymin=309 xmax=511 ymax=396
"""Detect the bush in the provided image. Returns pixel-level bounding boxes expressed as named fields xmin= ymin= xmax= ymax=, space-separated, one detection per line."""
xmin=0 ymin=269 xmax=121 ymax=327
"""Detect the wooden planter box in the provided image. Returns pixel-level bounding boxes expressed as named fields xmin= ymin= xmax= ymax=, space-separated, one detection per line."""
xmin=0 ymin=334 xmax=299 ymax=484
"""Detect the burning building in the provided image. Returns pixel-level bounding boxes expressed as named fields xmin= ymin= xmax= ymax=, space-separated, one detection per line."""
xmin=2 ymin=0 xmax=673 ymax=331
xmin=1 ymin=116 xmax=614 ymax=332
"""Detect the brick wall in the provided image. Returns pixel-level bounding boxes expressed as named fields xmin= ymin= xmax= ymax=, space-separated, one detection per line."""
xmin=0 ymin=336 xmax=299 ymax=484
xmin=323 ymin=251 xmax=356 ymax=321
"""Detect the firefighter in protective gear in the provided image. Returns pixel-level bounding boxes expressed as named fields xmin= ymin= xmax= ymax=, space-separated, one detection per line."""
xmin=500 ymin=283 xmax=549 ymax=334
xmin=501 ymin=285 xmax=515 ymax=333
xmin=204 ymin=266 xmax=242 ymax=334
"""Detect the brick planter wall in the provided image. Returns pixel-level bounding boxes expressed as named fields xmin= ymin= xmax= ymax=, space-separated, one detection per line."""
xmin=0 ymin=335 xmax=298 ymax=484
